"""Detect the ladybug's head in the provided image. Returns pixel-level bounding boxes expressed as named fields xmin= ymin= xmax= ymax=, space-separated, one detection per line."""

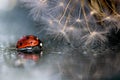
xmin=16 ymin=35 xmax=42 ymax=53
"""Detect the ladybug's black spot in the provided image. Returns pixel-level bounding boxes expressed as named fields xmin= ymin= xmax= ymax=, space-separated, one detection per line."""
xmin=30 ymin=42 xmax=33 ymax=44
xmin=26 ymin=36 xmax=29 ymax=39
xmin=19 ymin=43 xmax=22 ymax=46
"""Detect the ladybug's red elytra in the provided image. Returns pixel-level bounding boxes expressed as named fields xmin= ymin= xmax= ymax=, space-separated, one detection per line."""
xmin=16 ymin=35 xmax=43 ymax=53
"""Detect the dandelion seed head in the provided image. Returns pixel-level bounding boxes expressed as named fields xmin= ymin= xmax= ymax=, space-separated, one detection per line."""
xmin=20 ymin=0 xmax=119 ymax=49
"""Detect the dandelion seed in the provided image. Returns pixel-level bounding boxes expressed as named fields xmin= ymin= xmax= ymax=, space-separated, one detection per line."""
xmin=105 ymin=16 xmax=111 ymax=20
xmin=48 ymin=20 xmax=53 ymax=25
xmin=20 ymin=0 xmax=48 ymax=21
xmin=59 ymin=2 xmax=64 ymax=7
xmin=102 ymin=16 xmax=119 ymax=22
xmin=90 ymin=10 xmax=97 ymax=15
xmin=82 ymin=31 xmax=107 ymax=46
xmin=66 ymin=26 xmax=75 ymax=32
xmin=47 ymin=0 xmax=67 ymax=19
xmin=76 ymin=18 xmax=82 ymax=23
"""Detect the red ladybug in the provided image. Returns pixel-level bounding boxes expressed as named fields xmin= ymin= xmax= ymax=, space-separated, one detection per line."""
xmin=16 ymin=35 xmax=43 ymax=53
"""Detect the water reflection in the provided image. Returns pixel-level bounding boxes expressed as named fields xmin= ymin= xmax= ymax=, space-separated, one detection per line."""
xmin=14 ymin=52 xmax=41 ymax=67
xmin=15 ymin=52 xmax=42 ymax=67
xmin=17 ymin=52 xmax=41 ymax=62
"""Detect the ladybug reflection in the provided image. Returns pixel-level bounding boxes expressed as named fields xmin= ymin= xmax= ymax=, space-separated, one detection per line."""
xmin=16 ymin=35 xmax=43 ymax=53
xmin=17 ymin=52 xmax=41 ymax=62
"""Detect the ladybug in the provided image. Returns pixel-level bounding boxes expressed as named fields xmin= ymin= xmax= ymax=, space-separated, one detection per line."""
xmin=16 ymin=35 xmax=43 ymax=53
